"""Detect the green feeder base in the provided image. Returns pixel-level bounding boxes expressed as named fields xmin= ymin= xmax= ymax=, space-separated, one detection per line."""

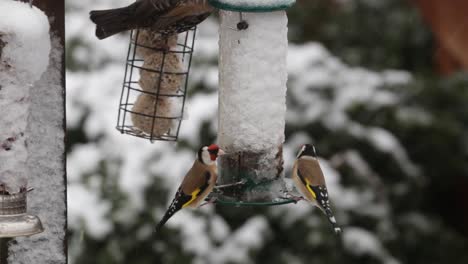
xmin=215 ymin=196 xmax=296 ymax=207
xmin=209 ymin=0 xmax=296 ymax=12
xmin=208 ymin=176 xmax=297 ymax=207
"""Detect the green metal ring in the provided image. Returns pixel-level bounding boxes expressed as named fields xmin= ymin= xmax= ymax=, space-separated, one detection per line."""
xmin=208 ymin=0 xmax=295 ymax=12
xmin=215 ymin=198 xmax=297 ymax=207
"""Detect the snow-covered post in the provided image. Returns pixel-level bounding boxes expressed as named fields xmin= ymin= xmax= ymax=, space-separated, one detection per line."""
xmin=212 ymin=0 xmax=295 ymax=203
xmin=0 ymin=0 xmax=66 ymax=263
xmin=0 ymin=1 xmax=50 ymax=189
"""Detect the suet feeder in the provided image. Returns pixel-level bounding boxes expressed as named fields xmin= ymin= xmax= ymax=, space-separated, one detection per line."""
xmin=116 ymin=28 xmax=196 ymax=142
xmin=211 ymin=0 xmax=296 ymax=206
xmin=0 ymin=189 xmax=43 ymax=238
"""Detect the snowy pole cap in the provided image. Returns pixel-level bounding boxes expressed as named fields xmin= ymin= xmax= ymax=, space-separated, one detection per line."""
xmin=209 ymin=0 xmax=295 ymax=12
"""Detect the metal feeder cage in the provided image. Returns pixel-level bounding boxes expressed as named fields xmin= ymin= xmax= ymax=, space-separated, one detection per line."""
xmin=117 ymin=28 xmax=196 ymax=142
xmin=0 ymin=189 xmax=44 ymax=238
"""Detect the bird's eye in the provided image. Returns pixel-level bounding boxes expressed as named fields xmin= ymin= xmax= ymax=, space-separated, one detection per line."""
xmin=208 ymin=149 xmax=218 ymax=155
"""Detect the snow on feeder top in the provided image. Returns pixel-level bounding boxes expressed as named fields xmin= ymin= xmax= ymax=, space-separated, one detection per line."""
xmin=209 ymin=0 xmax=295 ymax=12
xmin=213 ymin=0 xmax=296 ymax=206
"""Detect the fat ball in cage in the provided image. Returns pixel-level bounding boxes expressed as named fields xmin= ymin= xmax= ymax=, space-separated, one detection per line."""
xmin=116 ymin=28 xmax=196 ymax=142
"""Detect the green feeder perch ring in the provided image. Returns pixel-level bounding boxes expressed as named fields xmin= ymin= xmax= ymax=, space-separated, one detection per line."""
xmin=208 ymin=176 xmax=297 ymax=207
xmin=215 ymin=197 xmax=297 ymax=207
xmin=209 ymin=0 xmax=296 ymax=12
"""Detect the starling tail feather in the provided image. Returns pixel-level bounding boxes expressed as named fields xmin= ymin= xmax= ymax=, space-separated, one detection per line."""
xmin=90 ymin=7 xmax=135 ymax=39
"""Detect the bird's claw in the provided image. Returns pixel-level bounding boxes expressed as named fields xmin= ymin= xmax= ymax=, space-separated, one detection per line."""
xmin=214 ymin=179 xmax=246 ymax=190
xmin=280 ymin=192 xmax=305 ymax=203
xmin=199 ymin=197 xmax=217 ymax=207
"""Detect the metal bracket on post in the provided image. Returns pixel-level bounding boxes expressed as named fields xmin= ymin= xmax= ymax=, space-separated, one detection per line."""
xmin=0 ymin=189 xmax=43 ymax=263
xmin=0 ymin=189 xmax=44 ymax=238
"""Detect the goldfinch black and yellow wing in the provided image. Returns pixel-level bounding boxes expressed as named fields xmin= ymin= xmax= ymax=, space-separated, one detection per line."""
xmin=155 ymin=171 xmax=211 ymax=233
xmin=155 ymin=187 xmax=191 ymax=233
xmin=296 ymin=159 xmax=342 ymax=235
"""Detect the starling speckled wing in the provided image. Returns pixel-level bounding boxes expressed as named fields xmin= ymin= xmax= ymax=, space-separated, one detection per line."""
xmin=90 ymin=0 xmax=214 ymax=39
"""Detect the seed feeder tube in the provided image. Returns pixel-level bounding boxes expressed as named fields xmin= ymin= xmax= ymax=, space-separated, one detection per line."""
xmin=214 ymin=0 xmax=296 ymax=206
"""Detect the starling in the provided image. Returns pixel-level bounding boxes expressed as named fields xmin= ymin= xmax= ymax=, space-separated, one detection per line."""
xmin=90 ymin=0 xmax=214 ymax=39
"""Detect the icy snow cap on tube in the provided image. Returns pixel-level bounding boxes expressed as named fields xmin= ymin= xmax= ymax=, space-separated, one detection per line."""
xmin=209 ymin=0 xmax=295 ymax=12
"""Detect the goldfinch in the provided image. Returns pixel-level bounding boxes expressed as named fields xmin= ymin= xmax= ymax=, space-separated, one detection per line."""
xmin=90 ymin=0 xmax=214 ymax=39
xmin=292 ymin=144 xmax=342 ymax=235
xmin=155 ymin=144 xmax=224 ymax=232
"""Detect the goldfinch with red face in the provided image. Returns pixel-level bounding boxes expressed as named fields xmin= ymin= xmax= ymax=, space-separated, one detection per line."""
xmin=155 ymin=144 xmax=224 ymax=233
xmin=292 ymin=144 xmax=342 ymax=235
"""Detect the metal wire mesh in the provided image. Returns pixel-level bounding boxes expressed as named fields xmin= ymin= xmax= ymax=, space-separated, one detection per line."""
xmin=116 ymin=28 xmax=196 ymax=142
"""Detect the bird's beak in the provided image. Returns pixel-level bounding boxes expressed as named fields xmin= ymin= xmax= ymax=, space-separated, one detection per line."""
xmin=218 ymin=149 xmax=226 ymax=156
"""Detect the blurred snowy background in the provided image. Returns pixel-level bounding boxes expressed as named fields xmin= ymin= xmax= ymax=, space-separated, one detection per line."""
xmin=66 ymin=0 xmax=468 ymax=263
